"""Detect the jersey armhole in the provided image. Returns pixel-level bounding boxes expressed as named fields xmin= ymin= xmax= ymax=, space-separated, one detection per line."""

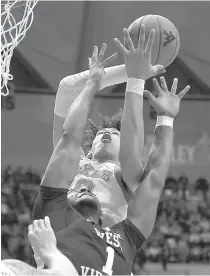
xmin=120 ymin=219 xmax=146 ymax=254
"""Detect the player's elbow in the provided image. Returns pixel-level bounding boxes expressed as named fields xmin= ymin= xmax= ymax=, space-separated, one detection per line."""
xmin=59 ymin=75 xmax=73 ymax=88
xmin=146 ymin=170 xmax=166 ymax=195
xmin=60 ymin=130 xmax=79 ymax=146
xmin=53 ymin=130 xmax=79 ymax=155
xmin=142 ymin=167 xmax=167 ymax=189
xmin=120 ymin=161 xmax=144 ymax=192
xmin=61 ymin=127 xmax=83 ymax=147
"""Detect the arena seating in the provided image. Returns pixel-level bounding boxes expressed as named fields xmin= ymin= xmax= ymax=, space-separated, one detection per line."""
xmin=141 ymin=176 xmax=210 ymax=265
xmin=1 ymin=166 xmax=210 ymax=267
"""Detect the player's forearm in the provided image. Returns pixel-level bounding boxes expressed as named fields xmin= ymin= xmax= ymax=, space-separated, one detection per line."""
xmin=101 ymin=64 xmax=127 ymax=88
xmin=54 ymin=65 xmax=126 ymax=147
xmin=62 ymin=79 xmax=98 ymax=143
xmin=126 ymin=125 xmax=173 ymax=236
xmin=2 ymin=259 xmax=77 ymax=276
xmin=60 ymin=64 xmax=126 ymax=91
xmin=142 ymin=125 xmax=173 ymax=185
xmin=119 ymin=84 xmax=144 ymax=189
xmin=120 ymin=92 xmax=144 ymax=160
xmin=44 ymin=249 xmax=78 ymax=275
xmin=55 ymin=65 xmax=126 ymax=119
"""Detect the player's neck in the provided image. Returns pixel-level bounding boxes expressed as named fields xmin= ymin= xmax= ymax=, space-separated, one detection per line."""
xmin=86 ymin=218 xmax=98 ymax=227
xmin=78 ymin=206 xmax=99 ymax=225
xmin=84 ymin=214 xmax=99 ymax=226
xmin=92 ymin=156 xmax=119 ymax=166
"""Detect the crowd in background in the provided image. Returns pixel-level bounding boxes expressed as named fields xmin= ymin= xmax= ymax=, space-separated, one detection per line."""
xmin=1 ymin=166 xmax=210 ymax=270
xmin=134 ymin=176 xmax=210 ymax=273
xmin=1 ymin=166 xmax=40 ymax=263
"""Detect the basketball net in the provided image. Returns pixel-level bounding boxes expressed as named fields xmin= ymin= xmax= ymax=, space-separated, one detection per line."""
xmin=1 ymin=0 xmax=38 ymax=96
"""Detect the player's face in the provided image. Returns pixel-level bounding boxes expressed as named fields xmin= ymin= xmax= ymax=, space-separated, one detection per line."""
xmin=68 ymin=184 xmax=101 ymax=218
xmin=91 ymin=128 xmax=120 ymax=161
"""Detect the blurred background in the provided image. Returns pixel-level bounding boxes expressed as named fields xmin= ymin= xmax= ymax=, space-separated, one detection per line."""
xmin=1 ymin=1 xmax=210 ymax=274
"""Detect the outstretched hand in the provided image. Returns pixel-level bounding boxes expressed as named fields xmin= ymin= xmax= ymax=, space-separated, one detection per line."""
xmin=89 ymin=43 xmax=117 ymax=82
xmin=144 ymin=77 xmax=190 ymax=118
xmin=28 ymin=216 xmax=57 ymax=264
xmin=114 ymin=25 xmax=165 ymax=80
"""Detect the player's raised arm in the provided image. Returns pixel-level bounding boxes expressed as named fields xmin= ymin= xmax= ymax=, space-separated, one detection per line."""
xmin=114 ymin=26 xmax=165 ymax=192
xmin=54 ymin=62 xmax=127 ymax=148
xmin=41 ymin=44 xmax=117 ymax=189
xmin=127 ymin=77 xmax=190 ymax=238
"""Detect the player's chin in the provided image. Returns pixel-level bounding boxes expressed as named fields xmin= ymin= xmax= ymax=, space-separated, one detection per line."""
xmin=101 ymin=138 xmax=111 ymax=144
xmin=76 ymin=195 xmax=100 ymax=209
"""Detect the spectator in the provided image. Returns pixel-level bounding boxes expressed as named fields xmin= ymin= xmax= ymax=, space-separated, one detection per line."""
xmin=1 ymin=166 xmax=39 ymax=263
xmin=177 ymin=235 xmax=189 ymax=262
xmin=195 ymin=178 xmax=209 ymax=192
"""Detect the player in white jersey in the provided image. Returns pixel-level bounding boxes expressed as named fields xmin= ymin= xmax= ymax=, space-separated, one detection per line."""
xmin=71 ymin=149 xmax=128 ymax=226
xmin=45 ymin=25 xmax=167 ymax=227
xmin=33 ymin=44 xmax=130 ymax=227
xmin=52 ymin=45 xmax=133 ymax=227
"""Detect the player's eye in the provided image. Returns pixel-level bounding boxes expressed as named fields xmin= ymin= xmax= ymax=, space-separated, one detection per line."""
xmin=113 ymin=132 xmax=119 ymax=136
xmin=68 ymin=189 xmax=79 ymax=194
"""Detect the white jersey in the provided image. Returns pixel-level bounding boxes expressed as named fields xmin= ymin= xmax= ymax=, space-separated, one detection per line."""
xmin=69 ymin=156 xmax=128 ymax=227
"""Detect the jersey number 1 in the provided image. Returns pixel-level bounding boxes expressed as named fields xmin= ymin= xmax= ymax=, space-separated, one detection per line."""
xmin=102 ymin=246 xmax=115 ymax=276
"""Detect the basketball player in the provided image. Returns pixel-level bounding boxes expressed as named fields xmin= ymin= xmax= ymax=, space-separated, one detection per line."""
xmin=32 ymin=27 xmax=190 ymax=275
xmin=1 ymin=218 xmax=78 ymax=276
xmin=34 ymin=25 xmax=165 ymax=228
xmin=31 ymin=70 xmax=189 ymax=275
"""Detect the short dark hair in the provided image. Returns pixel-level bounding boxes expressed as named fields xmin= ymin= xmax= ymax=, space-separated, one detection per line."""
xmin=82 ymin=109 xmax=122 ymax=150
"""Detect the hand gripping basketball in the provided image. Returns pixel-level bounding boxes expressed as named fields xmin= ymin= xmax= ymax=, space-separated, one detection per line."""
xmin=114 ymin=25 xmax=165 ymax=80
xmin=144 ymin=77 xmax=190 ymax=118
xmin=88 ymin=43 xmax=117 ymax=82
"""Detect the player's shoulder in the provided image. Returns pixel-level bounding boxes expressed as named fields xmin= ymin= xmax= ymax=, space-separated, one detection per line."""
xmin=32 ymin=186 xmax=68 ymax=221
xmin=79 ymin=155 xmax=91 ymax=165
xmin=39 ymin=185 xmax=68 ymax=200
xmin=111 ymin=219 xmax=146 ymax=252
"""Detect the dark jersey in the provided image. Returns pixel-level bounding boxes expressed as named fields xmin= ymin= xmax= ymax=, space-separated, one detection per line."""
xmin=33 ymin=186 xmax=145 ymax=275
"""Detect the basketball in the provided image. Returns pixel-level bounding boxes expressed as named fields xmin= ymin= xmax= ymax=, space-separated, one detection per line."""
xmin=127 ymin=15 xmax=180 ymax=68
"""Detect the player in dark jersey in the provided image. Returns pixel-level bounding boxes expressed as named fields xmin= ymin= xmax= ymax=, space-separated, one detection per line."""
xmin=33 ymin=186 xmax=145 ymax=275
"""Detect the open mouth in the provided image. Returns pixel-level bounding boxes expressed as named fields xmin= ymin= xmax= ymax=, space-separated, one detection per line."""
xmin=101 ymin=133 xmax=111 ymax=142
xmin=79 ymin=193 xmax=92 ymax=198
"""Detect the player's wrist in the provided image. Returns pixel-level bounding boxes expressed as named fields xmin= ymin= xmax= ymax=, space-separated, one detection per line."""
xmin=87 ymin=77 xmax=100 ymax=84
xmin=156 ymin=115 xmax=174 ymax=128
xmin=42 ymin=249 xmax=59 ymax=268
xmin=86 ymin=78 xmax=101 ymax=91
xmin=126 ymin=78 xmax=145 ymax=96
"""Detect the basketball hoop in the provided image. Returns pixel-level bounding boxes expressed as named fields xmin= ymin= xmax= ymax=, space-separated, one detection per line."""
xmin=1 ymin=0 xmax=38 ymax=96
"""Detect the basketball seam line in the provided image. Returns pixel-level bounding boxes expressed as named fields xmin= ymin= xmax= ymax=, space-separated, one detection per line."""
xmin=155 ymin=16 xmax=161 ymax=66
xmin=164 ymin=25 xmax=179 ymax=68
